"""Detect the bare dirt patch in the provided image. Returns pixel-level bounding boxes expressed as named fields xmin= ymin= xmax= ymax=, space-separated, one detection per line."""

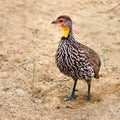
xmin=0 ymin=0 xmax=120 ymax=120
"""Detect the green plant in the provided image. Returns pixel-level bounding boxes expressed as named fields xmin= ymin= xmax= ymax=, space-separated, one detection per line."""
xmin=22 ymin=59 xmax=36 ymax=96
xmin=101 ymin=47 xmax=109 ymax=73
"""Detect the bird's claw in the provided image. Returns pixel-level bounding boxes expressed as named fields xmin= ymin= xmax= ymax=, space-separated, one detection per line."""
xmin=64 ymin=95 xmax=76 ymax=101
xmin=86 ymin=96 xmax=91 ymax=102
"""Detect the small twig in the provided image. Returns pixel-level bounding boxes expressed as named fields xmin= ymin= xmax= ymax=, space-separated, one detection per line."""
xmin=108 ymin=3 xmax=120 ymax=12
xmin=31 ymin=59 xmax=36 ymax=97
xmin=21 ymin=59 xmax=37 ymax=100
xmin=65 ymin=102 xmax=75 ymax=109
xmin=98 ymin=3 xmax=120 ymax=13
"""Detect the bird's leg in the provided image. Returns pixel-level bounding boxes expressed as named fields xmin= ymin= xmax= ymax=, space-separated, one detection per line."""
xmin=70 ymin=79 xmax=78 ymax=98
xmin=87 ymin=80 xmax=91 ymax=101
xmin=64 ymin=79 xmax=78 ymax=101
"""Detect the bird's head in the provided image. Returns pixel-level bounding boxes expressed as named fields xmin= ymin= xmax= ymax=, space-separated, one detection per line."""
xmin=51 ymin=15 xmax=72 ymax=38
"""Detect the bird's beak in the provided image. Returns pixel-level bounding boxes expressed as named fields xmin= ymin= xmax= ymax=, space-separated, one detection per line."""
xmin=51 ymin=20 xmax=57 ymax=24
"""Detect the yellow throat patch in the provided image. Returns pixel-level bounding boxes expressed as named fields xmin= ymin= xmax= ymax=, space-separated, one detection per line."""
xmin=62 ymin=26 xmax=70 ymax=38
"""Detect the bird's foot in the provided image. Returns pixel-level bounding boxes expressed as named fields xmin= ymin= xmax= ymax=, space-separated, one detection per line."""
xmin=86 ymin=96 xmax=91 ymax=102
xmin=64 ymin=95 xmax=76 ymax=101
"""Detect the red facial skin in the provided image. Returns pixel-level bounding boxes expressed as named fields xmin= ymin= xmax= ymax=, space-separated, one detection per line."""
xmin=56 ymin=19 xmax=66 ymax=24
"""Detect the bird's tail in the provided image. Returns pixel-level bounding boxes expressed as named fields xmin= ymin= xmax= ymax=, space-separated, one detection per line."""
xmin=94 ymin=73 xmax=99 ymax=79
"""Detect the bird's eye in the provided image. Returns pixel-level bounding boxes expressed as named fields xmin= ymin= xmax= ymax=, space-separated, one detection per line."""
xmin=57 ymin=19 xmax=65 ymax=23
xmin=59 ymin=20 xmax=63 ymax=23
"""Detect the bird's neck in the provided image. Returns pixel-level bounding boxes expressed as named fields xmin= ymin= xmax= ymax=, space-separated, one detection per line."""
xmin=62 ymin=26 xmax=73 ymax=38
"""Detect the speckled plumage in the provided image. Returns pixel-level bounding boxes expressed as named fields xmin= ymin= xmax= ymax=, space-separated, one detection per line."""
xmin=52 ymin=15 xmax=101 ymax=101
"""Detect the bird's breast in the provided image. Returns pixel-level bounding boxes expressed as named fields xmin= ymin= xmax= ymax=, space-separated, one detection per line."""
xmin=55 ymin=40 xmax=95 ymax=79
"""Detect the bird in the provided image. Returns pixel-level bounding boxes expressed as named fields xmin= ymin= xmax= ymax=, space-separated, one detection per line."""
xmin=51 ymin=15 xmax=101 ymax=101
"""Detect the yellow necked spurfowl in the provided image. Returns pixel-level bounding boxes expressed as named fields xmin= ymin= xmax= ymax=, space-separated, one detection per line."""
xmin=51 ymin=15 xmax=101 ymax=101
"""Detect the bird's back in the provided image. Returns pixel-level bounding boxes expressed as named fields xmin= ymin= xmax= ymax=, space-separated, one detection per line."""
xmin=79 ymin=42 xmax=101 ymax=79
xmin=56 ymin=37 xmax=101 ymax=80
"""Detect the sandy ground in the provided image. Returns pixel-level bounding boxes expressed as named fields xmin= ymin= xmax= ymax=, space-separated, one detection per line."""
xmin=0 ymin=0 xmax=120 ymax=119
